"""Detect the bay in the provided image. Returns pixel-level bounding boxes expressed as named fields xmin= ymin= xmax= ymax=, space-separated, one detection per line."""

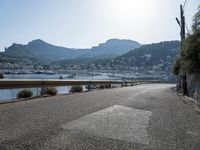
xmin=0 ymin=73 xmax=118 ymax=101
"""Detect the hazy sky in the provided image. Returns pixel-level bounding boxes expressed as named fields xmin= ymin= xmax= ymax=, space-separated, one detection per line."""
xmin=0 ymin=0 xmax=199 ymax=51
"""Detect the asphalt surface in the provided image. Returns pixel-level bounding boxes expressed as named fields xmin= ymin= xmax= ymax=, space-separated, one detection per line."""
xmin=0 ymin=84 xmax=200 ymax=150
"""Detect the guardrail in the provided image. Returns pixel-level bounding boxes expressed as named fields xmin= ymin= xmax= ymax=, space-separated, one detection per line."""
xmin=0 ymin=79 xmax=160 ymax=90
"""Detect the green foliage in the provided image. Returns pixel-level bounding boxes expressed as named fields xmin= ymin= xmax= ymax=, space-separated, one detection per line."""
xmin=173 ymin=6 xmax=200 ymax=74
xmin=172 ymin=58 xmax=181 ymax=75
xmin=99 ymin=84 xmax=105 ymax=89
xmin=192 ymin=6 xmax=200 ymax=32
xmin=105 ymin=84 xmax=111 ymax=89
xmin=70 ymin=85 xmax=83 ymax=92
xmin=181 ymin=32 xmax=200 ymax=73
xmin=99 ymin=41 xmax=180 ymax=70
xmin=17 ymin=89 xmax=33 ymax=99
xmin=98 ymin=84 xmax=111 ymax=89
xmin=45 ymin=87 xmax=57 ymax=96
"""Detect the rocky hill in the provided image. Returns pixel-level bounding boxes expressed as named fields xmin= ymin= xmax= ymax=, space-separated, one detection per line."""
xmin=80 ymin=39 xmax=141 ymax=58
xmin=60 ymin=41 xmax=180 ymax=71
xmin=3 ymin=39 xmax=141 ymax=64
xmin=102 ymin=41 xmax=180 ymax=70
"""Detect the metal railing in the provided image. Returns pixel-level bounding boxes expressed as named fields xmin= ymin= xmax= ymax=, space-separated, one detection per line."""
xmin=0 ymin=79 xmax=160 ymax=90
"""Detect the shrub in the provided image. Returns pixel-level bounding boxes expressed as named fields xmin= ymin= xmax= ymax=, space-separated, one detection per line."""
xmin=70 ymin=85 xmax=83 ymax=92
xmin=105 ymin=84 xmax=111 ymax=89
xmin=17 ymin=89 xmax=33 ymax=99
xmin=45 ymin=87 xmax=57 ymax=96
xmin=98 ymin=84 xmax=111 ymax=89
xmin=181 ymin=31 xmax=200 ymax=73
xmin=99 ymin=84 xmax=105 ymax=89
xmin=172 ymin=58 xmax=181 ymax=75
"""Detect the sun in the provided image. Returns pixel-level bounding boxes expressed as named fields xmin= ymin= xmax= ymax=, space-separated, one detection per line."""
xmin=106 ymin=0 xmax=152 ymax=20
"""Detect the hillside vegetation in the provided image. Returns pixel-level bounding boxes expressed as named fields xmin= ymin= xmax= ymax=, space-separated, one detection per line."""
xmin=173 ymin=6 xmax=200 ymax=74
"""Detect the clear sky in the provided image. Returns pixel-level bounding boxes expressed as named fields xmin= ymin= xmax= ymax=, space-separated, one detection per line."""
xmin=0 ymin=0 xmax=199 ymax=51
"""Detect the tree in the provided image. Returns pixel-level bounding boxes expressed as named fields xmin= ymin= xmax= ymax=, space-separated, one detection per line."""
xmin=192 ymin=6 xmax=200 ymax=33
xmin=173 ymin=6 xmax=200 ymax=74
xmin=181 ymin=31 xmax=200 ymax=73
xmin=172 ymin=58 xmax=181 ymax=75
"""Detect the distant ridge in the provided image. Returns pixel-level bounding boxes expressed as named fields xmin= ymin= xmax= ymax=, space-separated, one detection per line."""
xmin=3 ymin=39 xmax=141 ymax=64
xmin=53 ymin=41 xmax=181 ymax=72
xmin=80 ymin=39 xmax=141 ymax=58
xmin=93 ymin=41 xmax=180 ymax=70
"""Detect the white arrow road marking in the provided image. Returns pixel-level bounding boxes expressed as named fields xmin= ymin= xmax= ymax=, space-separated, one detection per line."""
xmin=62 ymin=105 xmax=152 ymax=145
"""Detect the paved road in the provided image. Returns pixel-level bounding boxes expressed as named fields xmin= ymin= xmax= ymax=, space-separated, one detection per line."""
xmin=0 ymin=84 xmax=200 ymax=150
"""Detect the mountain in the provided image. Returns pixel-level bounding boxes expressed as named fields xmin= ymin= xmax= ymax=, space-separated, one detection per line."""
xmin=4 ymin=39 xmax=89 ymax=63
xmin=80 ymin=39 xmax=141 ymax=58
xmin=3 ymin=39 xmax=141 ymax=64
xmin=106 ymin=41 xmax=180 ymax=70
xmin=0 ymin=52 xmax=33 ymax=64
xmin=62 ymin=41 xmax=180 ymax=71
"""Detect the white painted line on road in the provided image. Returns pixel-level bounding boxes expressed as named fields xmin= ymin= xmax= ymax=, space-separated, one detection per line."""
xmin=62 ymin=105 xmax=152 ymax=145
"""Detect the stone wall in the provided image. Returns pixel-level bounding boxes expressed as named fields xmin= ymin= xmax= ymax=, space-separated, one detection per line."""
xmin=187 ymin=74 xmax=200 ymax=101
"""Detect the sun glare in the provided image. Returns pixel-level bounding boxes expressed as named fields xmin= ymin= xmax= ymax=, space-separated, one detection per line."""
xmin=106 ymin=0 xmax=154 ymax=20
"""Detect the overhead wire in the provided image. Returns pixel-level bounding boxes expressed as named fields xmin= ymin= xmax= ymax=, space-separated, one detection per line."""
xmin=183 ymin=0 xmax=189 ymax=11
xmin=183 ymin=0 xmax=191 ymax=34
xmin=183 ymin=0 xmax=187 ymax=8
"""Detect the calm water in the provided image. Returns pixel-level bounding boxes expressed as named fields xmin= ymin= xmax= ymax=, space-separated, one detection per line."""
xmin=0 ymin=73 xmax=118 ymax=101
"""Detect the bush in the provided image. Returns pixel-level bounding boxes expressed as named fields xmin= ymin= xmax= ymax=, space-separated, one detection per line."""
xmin=45 ymin=87 xmax=57 ymax=96
xmin=105 ymin=84 xmax=111 ymax=89
xmin=98 ymin=84 xmax=111 ymax=89
xmin=181 ymin=31 xmax=200 ymax=73
xmin=172 ymin=58 xmax=181 ymax=75
xmin=99 ymin=84 xmax=105 ymax=89
xmin=17 ymin=89 xmax=33 ymax=99
xmin=70 ymin=85 xmax=83 ymax=92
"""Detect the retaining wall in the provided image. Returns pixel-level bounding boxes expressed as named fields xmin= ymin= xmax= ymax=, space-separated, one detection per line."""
xmin=187 ymin=74 xmax=200 ymax=102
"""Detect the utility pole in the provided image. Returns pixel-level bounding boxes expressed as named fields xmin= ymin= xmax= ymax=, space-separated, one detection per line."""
xmin=176 ymin=4 xmax=187 ymax=95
